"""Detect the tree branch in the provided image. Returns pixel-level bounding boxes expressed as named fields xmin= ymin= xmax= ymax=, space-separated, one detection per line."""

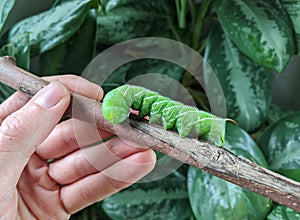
xmin=0 ymin=56 xmax=300 ymax=212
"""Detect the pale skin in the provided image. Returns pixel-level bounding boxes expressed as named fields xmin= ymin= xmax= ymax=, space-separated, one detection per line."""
xmin=0 ymin=75 xmax=156 ymax=219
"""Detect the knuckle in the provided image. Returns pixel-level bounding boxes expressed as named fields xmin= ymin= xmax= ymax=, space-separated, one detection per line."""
xmin=74 ymin=153 xmax=89 ymax=177
xmin=103 ymin=174 xmax=127 ymax=191
xmin=61 ymin=122 xmax=77 ymax=147
xmin=0 ymin=107 xmax=38 ymax=141
xmin=79 ymin=185 xmax=94 ymax=205
xmin=79 ymin=174 xmax=125 ymax=204
xmin=58 ymin=75 xmax=79 ymax=89
xmin=0 ymin=92 xmax=30 ymax=122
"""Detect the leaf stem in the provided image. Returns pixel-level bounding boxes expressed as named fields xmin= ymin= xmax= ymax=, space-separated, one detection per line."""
xmin=191 ymin=0 xmax=212 ymax=50
xmin=175 ymin=0 xmax=187 ymax=28
xmin=162 ymin=1 xmax=182 ymax=42
xmin=175 ymin=0 xmax=181 ymax=24
xmin=187 ymin=0 xmax=196 ymax=29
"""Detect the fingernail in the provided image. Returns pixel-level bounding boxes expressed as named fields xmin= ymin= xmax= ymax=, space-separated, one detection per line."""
xmin=34 ymin=82 xmax=67 ymax=109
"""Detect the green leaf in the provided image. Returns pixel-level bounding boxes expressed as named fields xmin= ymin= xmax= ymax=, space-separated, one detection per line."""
xmin=40 ymin=10 xmax=97 ymax=76
xmin=0 ymin=82 xmax=15 ymax=104
xmin=0 ymin=0 xmax=15 ymax=36
xmin=215 ymin=0 xmax=295 ymax=73
xmin=126 ymin=59 xmax=184 ymax=82
xmin=258 ymin=112 xmax=300 ymax=181
xmin=96 ymin=1 xmax=172 ymax=45
xmin=102 ymin=63 xmax=131 ymax=93
xmin=99 ymin=0 xmax=140 ymax=12
xmin=267 ymin=104 xmax=295 ymax=124
xmin=0 ymin=32 xmax=31 ymax=70
xmin=8 ymin=0 xmax=93 ymax=56
xmin=281 ymin=0 xmax=300 ymax=55
xmin=102 ymin=172 xmax=194 ymax=220
xmin=224 ymin=123 xmax=269 ymax=167
xmin=101 ymin=58 xmax=185 ymax=96
xmin=188 ymin=123 xmax=271 ymax=220
xmin=99 ymin=0 xmax=109 ymax=9
xmin=204 ymin=26 xmax=272 ymax=132
xmin=188 ymin=167 xmax=272 ymax=220
xmin=39 ymin=43 xmax=67 ymax=76
xmin=53 ymin=0 xmax=99 ymax=9
xmin=267 ymin=204 xmax=300 ymax=220
xmin=60 ymin=10 xmax=97 ymax=74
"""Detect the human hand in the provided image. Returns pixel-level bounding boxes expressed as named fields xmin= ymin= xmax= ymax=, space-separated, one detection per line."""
xmin=0 ymin=75 xmax=156 ymax=219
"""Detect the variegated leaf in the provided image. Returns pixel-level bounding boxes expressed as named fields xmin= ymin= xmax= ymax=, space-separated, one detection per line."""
xmin=281 ymin=0 xmax=300 ymax=55
xmin=216 ymin=0 xmax=295 ymax=73
xmin=97 ymin=1 xmax=171 ymax=44
xmin=258 ymin=112 xmax=300 ymax=182
xmin=204 ymin=27 xmax=272 ymax=131
xmin=102 ymin=171 xmax=193 ymax=220
xmin=8 ymin=0 xmax=94 ymax=56
xmin=0 ymin=0 xmax=15 ymax=36
xmin=188 ymin=123 xmax=271 ymax=220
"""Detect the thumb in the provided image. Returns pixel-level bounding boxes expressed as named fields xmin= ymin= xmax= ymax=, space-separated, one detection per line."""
xmin=0 ymin=81 xmax=70 ymax=184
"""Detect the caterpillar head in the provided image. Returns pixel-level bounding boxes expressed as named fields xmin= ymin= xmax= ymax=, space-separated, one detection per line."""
xmin=102 ymin=90 xmax=129 ymax=124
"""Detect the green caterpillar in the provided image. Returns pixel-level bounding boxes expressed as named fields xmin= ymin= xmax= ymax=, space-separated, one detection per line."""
xmin=102 ymin=84 xmax=227 ymax=146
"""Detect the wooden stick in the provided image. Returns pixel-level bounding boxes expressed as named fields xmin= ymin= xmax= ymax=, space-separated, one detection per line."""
xmin=0 ymin=56 xmax=300 ymax=212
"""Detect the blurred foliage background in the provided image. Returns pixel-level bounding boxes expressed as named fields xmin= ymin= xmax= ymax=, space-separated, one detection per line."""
xmin=1 ymin=0 xmax=300 ymax=219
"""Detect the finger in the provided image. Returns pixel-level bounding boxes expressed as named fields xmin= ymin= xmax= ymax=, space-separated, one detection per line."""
xmin=17 ymin=153 xmax=70 ymax=219
xmin=0 ymin=91 xmax=30 ymax=124
xmin=43 ymin=75 xmax=103 ymax=101
xmin=36 ymin=119 xmax=113 ymax=160
xmin=60 ymin=149 xmax=156 ymax=214
xmin=0 ymin=75 xmax=103 ymax=124
xmin=48 ymin=138 xmax=149 ymax=184
xmin=0 ymin=82 xmax=70 ymax=186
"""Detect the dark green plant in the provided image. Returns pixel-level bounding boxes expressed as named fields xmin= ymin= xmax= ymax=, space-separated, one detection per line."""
xmin=1 ymin=0 xmax=300 ymax=219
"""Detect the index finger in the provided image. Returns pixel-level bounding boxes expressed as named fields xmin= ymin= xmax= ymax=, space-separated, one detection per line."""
xmin=43 ymin=75 xmax=103 ymax=101
xmin=0 ymin=75 xmax=103 ymax=124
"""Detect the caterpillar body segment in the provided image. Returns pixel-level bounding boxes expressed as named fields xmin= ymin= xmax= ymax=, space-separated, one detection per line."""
xmin=161 ymin=101 xmax=184 ymax=130
xmin=102 ymin=84 xmax=226 ymax=146
xmin=149 ymin=96 xmax=171 ymax=124
xmin=137 ymin=91 xmax=159 ymax=118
